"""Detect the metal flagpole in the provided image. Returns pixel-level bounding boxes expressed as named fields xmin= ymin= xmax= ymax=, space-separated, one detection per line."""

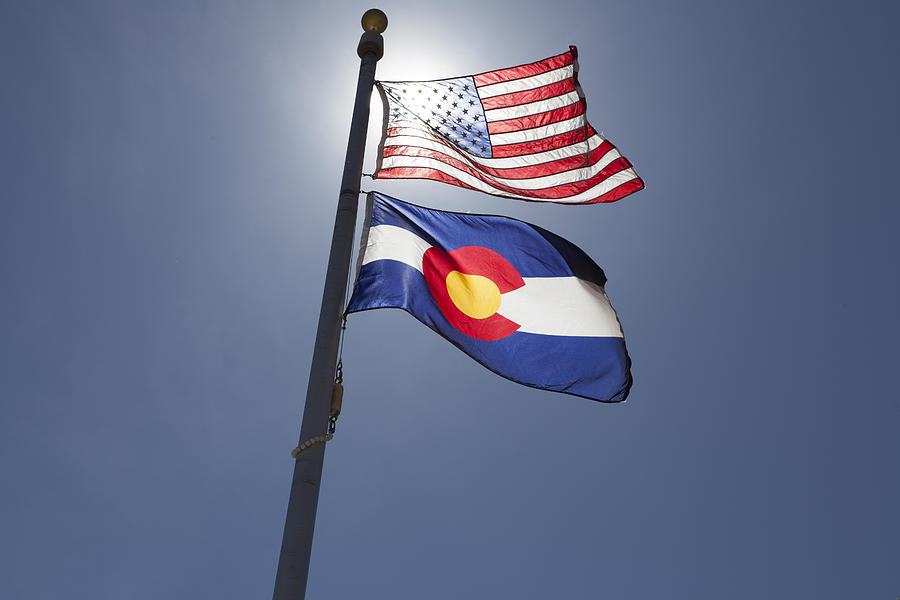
xmin=273 ymin=9 xmax=386 ymax=600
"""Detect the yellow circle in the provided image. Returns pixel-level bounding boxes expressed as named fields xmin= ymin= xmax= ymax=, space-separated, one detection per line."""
xmin=445 ymin=271 xmax=502 ymax=319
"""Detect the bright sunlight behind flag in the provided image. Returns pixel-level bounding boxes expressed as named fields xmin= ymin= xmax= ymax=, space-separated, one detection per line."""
xmin=347 ymin=192 xmax=632 ymax=402
xmin=373 ymin=47 xmax=643 ymax=205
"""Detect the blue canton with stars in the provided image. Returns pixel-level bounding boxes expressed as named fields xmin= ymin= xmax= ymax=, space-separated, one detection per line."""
xmin=380 ymin=77 xmax=493 ymax=158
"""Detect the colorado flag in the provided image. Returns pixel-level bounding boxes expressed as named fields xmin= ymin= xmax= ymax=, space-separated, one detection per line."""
xmin=347 ymin=193 xmax=632 ymax=402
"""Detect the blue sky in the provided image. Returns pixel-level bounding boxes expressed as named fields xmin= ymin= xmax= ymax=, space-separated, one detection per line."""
xmin=1 ymin=1 xmax=898 ymax=598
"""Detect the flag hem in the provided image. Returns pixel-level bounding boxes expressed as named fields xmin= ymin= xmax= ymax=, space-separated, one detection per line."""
xmin=373 ymin=83 xmax=390 ymax=179
xmin=347 ymin=192 xmax=376 ymax=312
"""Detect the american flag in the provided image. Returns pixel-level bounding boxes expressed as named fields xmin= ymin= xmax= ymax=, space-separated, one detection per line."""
xmin=373 ymin=47 xmax=643 ymax=205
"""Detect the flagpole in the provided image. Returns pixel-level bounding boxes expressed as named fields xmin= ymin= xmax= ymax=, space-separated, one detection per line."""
xmin=273 ymin=10 xmax=386 ymax=600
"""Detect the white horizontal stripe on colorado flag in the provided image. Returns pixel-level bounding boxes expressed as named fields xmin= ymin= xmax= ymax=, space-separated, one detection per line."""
xmin=360 ymin=225 xmax=430 ymax=269
xmin=499 ymin=278 xmax=622 ymax=337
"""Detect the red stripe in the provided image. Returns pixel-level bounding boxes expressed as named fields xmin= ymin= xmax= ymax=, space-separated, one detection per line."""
xmin=379 ymin=147 xmax=636 ymax=200
xmin=382 ymin=139 xmax=616 ymax=180
xmin=473 ymin=50 xmax=573 ymax=87
xmin=487 ymin=101 xmax=584 ymax=135
xmin=377 ymin=165 xmax=642 ymax=204
xmin=491 ymin=126 xmax=595 ymax=158
xmin=598 ymin=177 xmax=645 ymax=203
xmin=385 ymin=127 xmax=413 ymax=137
xmin=480 ymin=78 xmax=576 ymax=110
xmin=377 ymin=167 xmax=482 ymax=193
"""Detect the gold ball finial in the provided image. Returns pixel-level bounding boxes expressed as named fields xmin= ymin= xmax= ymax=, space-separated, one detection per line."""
xmin=361 ymin=9 xmax=387 ymax=33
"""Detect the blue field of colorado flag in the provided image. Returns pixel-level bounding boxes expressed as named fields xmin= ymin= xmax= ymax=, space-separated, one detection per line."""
xmin=347 ymin=193 xmax=632 ymax=402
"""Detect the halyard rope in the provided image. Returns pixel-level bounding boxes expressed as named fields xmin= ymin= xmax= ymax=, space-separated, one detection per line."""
xmin=290 ymin=434 xmax=334 ymax=458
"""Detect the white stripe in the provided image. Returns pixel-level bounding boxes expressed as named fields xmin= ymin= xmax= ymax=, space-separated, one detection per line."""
xmin=384 ymin=130 xmax=609 ymax=168
xmin=380 ymin=155 xmax=639 ymax=203
xmin=476 ymin=65 xmax=574 ymax=99
xmin=489 ymin=114 xmax=586 ymax=146
xmin=361 ymin=225 xmax=429 ymax=270
xmin=483 ymin=91 xmax=580 ymax=122
xmin=500 ymin=278 xmax=623 ymax=337
xmin=360 ymin=225 xmax=623 ymax=338
xmin=379 ymin=150 xmax=627 ymax=192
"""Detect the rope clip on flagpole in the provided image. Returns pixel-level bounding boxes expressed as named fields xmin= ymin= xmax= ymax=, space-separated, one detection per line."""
xmin=288 ymin=371 xmax=344 ymax=459
xmin=290 ymin=345 xmax=346 ymax=459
